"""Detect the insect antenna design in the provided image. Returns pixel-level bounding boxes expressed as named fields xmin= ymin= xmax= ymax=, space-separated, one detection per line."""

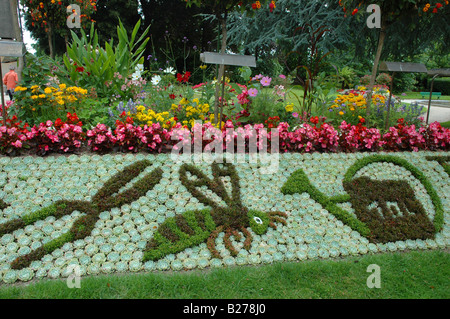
xmin=143 ymin=161 xmax=287 ymax=262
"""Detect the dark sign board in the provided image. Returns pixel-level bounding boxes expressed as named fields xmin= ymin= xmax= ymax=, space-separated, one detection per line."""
xmin=428 ymin=68 xmax=450 ymax=77
xmin=0 ymin=40 xmax=26 ymax=57
xmin=379 ymin=62 xmax=428 ymax=73
xmin=200 ymin=52 xmax=257 ymax=68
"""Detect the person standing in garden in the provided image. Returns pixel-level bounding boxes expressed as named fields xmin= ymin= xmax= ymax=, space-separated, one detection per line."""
xmin=3 ymin=66 xmax=19 ymax=101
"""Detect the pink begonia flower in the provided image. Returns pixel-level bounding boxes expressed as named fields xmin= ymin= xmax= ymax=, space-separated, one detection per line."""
xmin=11 ymin=140 xmax=22 ymax=148
xmin=279 ymin=74 xmax=286 ymax=79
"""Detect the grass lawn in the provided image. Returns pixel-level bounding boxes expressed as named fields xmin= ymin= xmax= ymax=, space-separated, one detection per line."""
xmin=442 ymin=121 xmax=450 ymax=128
xmin=0 ymin=249 xmax=448 ymax=299
xmin=399 ymin=91 xmax=450 ymax=101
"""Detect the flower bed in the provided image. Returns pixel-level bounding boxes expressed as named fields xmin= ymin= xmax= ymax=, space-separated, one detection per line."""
xmin=0 ymin=151 xmax=449 ymax=283
xmin=1 ymin=112 xmax=449 ymax=157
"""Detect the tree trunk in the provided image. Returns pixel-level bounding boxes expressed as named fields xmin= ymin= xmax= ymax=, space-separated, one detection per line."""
xmin=47 ymin=22 xmax=54 ymax=59
xmin=213 ymin=13 xmax=227 ymax=126
xmin=365 ymin=15 xmax=387 ymax=122
xmin=64 ymin=34 xmax=69 ymax=53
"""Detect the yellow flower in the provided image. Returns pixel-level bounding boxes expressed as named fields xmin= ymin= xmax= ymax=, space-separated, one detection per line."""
xmin=15 ymin=86 xmax=27 ymax=92
xmin=44 ymin=87 xmax=53 ymax=94
xmin=179 ymin=98 xmax=189 ymax=105
xmin=59 ymin=83 xmax=67 ymax=90
xmin=31 ymin=95 xmax=38 ymax=100
xmin=339 ymin=111 xmax=344 ymax=116
xmin=199 ymin=65 xmax=207 ymax=70
xmin=201 ymin=104 xmax=210 ymax=113
xmin=285 ymin=103 xmax=294 ymax=113
xmin=38 ymin=94 xmax=46 ymax=99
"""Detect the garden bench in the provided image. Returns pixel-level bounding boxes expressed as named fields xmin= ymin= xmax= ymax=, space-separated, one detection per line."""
xmin=421 ymin=92 xmax=441 ymax=99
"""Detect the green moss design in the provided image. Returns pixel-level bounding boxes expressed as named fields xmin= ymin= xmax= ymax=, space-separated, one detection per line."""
xmin=344 ymin=177 xmax=435 ymax=243
xmin=281 ymin=168 xmax=370 ymax=236
xmin=344 ymin=155 xmax=444 ymax=234
xmin=2 ymin=160 xmax=163 ymax=270
xmin=248 ymin=210 xmax=270 ymax=235
xmin=282 ymin=155 xmax=444 ymax=243
xmin=143 ymin=209 xmax=217 ymax=261
xmin=143 ymin=162 xmax=287 ymax=262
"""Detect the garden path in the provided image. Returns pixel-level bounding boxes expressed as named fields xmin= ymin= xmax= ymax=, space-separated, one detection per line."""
xmin=402 ymin=99 xmax=450 ymax=123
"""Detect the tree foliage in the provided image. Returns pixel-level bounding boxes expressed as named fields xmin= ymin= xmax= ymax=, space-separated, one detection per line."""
xmin=91 ymin=0 xmax=141 ymax=46
xmin=339 ymin=0 xmax=450 ymax=121
xmin=21 ymin=0 xmax=96 ymax=57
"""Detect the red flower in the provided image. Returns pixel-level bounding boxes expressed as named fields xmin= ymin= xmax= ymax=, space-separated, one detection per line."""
xmin=176 ymin=71 xmax=192 ymax=83
xmin=76 ymin=66 xmax=84 ymax=73
xmin=352 ymin=8 xmax=358 ymax=15
xmin=54 ymin=118 xmax=64 ymax=129
xmin=432 ymin=7 xmax=438 ymax=13
xmin=169 ymin=94 xmax=176 ymax=100
xmin=269 ymin=1 xmax=276 ymax=12
xmin=310 ymin=116 xmax=319 ymax=125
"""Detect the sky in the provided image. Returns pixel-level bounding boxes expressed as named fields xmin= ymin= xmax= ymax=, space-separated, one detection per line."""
xmin=23 ymin=29 xmax=36 ymax=54
xmin=18 ymin=2 xmax=36 ymax=54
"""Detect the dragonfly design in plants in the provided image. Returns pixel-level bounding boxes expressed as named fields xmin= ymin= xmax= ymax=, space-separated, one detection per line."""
xmin=0 ymin=160 xmax=163 ymax=270
xmin=281 ymin=155 xmax=444 ymax=244
xmin=142 ymin=162 xmax=288 ymax=262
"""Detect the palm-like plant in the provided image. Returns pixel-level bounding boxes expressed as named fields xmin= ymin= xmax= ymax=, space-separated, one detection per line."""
xmin=60 ymin=20 xmax=150 ymax=100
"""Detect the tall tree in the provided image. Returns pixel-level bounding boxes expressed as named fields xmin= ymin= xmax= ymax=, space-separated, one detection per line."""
xmin=339 ymin=0 xmax=450 ymax=120
xmin=227 ymin=0 xmax=350 ymax=78
xmin=20 ymin=0 xmax=96 ymax=58
xmin=139 ymin=0 xmax=216 ymax=74
xmin=184 ymin=0 xmax=277 ymax=124
xmin=91 ymin=0 xmax=141 ymax=46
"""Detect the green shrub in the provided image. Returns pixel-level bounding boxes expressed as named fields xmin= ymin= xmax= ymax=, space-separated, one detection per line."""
xmin=376 ymin=73 xmax=392 ymax=86
xmin=428 ymin=78 xmax=450 ymax=95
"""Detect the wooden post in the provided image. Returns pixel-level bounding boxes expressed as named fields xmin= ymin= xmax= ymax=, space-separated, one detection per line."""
xmin=385 ymin=72 xmax=395 ymax=131
xmin=200 ymin=52 xmax=256 ymax=128
xmin=219 ymin=66 xmax=227 ymax=130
